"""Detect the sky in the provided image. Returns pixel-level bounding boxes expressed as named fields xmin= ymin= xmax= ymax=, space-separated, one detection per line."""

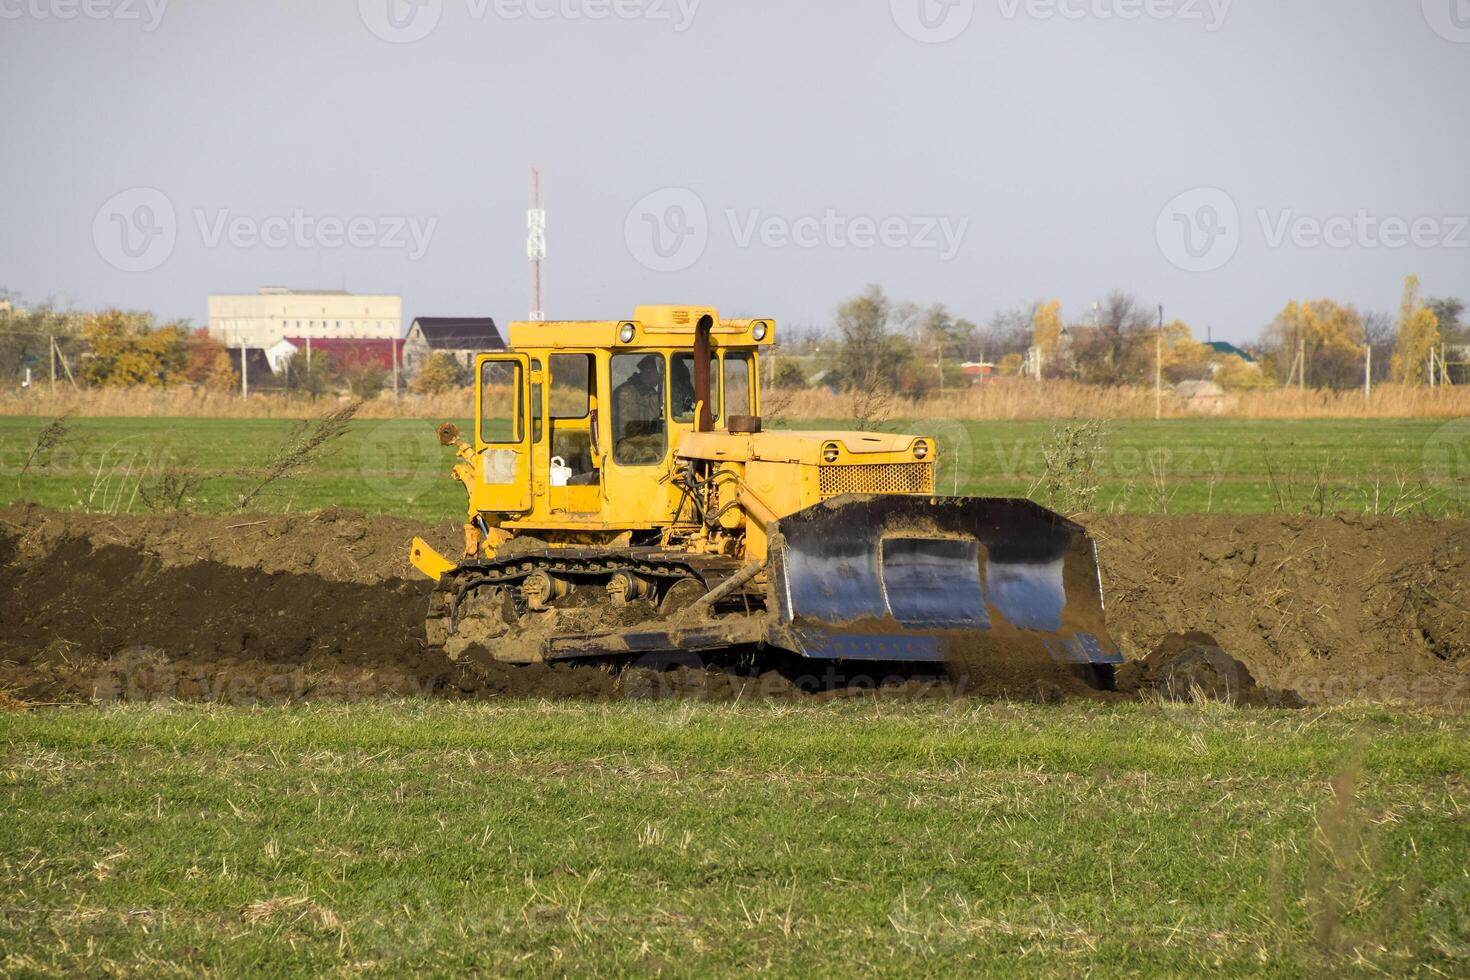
xmin=1 ymin=0 xmax=1467 ymax=343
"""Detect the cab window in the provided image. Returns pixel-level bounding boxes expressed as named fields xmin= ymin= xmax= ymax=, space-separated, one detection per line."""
xmin=479 ymin=360 xmax=523 ymax=444
xmin=550 ymin=354 xmax=599 ymax=485
xmin=723 ymin=352 xmax=753 ymax=419
xmin=610 ymin=352 xmax=666 ymax=465
xmin=550 ymin=354 xmax=592 ymax=418
xmin=671 ymin=353 xmax=719 ymax=423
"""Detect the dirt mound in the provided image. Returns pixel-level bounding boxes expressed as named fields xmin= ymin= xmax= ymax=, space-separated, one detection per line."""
xmin=1116 ymin=631 xmax=1305 ymax=708
xmin=0 ymin=532 xmax=466 ymax=704
xmin=2 ymin=506 xmax=1467 ymax=707
xmin=0 ymin=502 xmax=462 ymax=585
xmin=1093 ymin=514 xmax=1470 ymax=706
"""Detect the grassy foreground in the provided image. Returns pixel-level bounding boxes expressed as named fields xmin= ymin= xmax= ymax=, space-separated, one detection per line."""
xmin=3 ymin=701 xmax=1469 ymax=976
xmin=1 ymin=415 xmax=1465 ymax=518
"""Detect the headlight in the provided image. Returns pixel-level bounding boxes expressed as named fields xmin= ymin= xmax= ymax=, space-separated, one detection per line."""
xmin=822 ymin=442 xmax=840 ymax=464
xmin=913 ymin=440 xmax=930 ymax=460
xmin=619 ymin=323 xmax=636 ymax=344
xmin=752 ymin=322 xmax=768 ymax=342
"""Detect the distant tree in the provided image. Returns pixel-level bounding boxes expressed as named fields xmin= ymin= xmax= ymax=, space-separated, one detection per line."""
xmin=1392 ymin=275 xmax=1441 ymax=386
xmin=772 ymin=359 xmax=807 ymax=389
xmin=836 ymin=285 xmax=890 ymax=386
xmin=834 ymin=285 xmax=912 ymax=391
xmin=343 ymin=363 xmax=389 ymax=400
xmin=0 ymin=299 xmax=77 ymax=385
xmin=410 ymin=351 xmax=467 ymax=394
xmin=1262 ymin=299 xmax=1367 ymax=390
xmin=1426 ymin=296 xmax=1465 ymax=344
xmin=1214 ymin=355 xmax=1271 ymax=390
xmin=980 ymin=304 xmax=1037 ymax=363
xmin=1031 ymin=299 xmax=1063 ymax=372
xmin=79 ymin=311 xmax=188 ymax=388
xmin=1363 ymin=311 xmax=1396 ymax=383
xmin=1068 ymin=292 xmax=1155 ymax=385
xmin=284 ymin=350 xmax=333 ymax=398
xmin=1158 ymin=320 xmax=1213 ymax=382
xmin=183 ymin=329 xmax=237 ymax=392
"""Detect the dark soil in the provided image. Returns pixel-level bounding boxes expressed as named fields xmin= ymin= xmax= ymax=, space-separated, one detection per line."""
xmin=2 ymin=505 xmax=1464 ymax=707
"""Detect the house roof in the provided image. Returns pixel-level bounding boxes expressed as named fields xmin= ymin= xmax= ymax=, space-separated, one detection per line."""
xmin=1206 ymin=341 xmax=1257 ymax=363
xmin=410 ymin=317 xmax=504 ymax=350
xmin=283 ymin=337 xmax=405 ymax=372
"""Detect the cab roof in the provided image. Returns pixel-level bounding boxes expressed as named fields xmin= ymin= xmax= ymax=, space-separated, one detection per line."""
xmin=505 ymin=306 xmax=775 ymax=351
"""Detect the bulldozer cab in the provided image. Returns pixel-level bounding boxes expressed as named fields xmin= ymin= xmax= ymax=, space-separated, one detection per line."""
xmin=470 ymin=307 xmax=773 ymax=531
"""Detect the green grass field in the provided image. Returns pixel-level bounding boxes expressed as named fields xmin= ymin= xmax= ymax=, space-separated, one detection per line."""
xmin=3 ymin=701 xmax=1469 ymax=976
xmin=1 ymin=416 xmax=1464 ymax=519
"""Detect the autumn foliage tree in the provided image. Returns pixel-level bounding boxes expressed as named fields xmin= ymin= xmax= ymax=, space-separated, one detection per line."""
xmin=1392 ymin=275 xmax=1441 ymax=386
xmin=1031 ymin=299 xmax=1063 ymax=375
xmin=410 ymin=351 xmax=467 ymax=394
xmin=79 ymin=311 xmax=189 ymax=388
xmin=183 ymin=329 xmax=238 ymax=392
xmin=1261 ymin=299 xmax=1367 ymax=390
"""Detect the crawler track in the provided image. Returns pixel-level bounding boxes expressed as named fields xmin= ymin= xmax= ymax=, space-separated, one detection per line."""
xmin=428 ymin=548 xmax=768 ymax=663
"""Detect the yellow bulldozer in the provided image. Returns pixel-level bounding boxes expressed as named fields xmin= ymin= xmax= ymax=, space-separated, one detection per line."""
xmin=409 ymin=306 xmax=1120 ymax=685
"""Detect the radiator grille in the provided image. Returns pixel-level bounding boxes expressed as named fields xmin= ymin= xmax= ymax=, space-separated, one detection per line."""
xmin=819 ymin=462 xmax=934 ymax=499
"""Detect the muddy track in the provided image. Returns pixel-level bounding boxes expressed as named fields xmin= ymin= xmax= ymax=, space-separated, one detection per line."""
xmin=1 ymin=505 xmax=1466 ymax=707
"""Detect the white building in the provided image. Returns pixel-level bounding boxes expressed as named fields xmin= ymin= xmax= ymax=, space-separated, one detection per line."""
xmin=207 ymin=287 xmax=401 ymax=348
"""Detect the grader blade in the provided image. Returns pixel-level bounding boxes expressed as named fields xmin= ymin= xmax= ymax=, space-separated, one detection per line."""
xmin=766 ymin=495 xmax=1121 ymax=667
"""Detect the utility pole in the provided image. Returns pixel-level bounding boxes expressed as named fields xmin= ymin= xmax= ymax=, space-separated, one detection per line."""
xmin=392 ymin=339 xmax=400 ymax=400
xmin=528 ymin=165 xmax=546 ymax=321
xmin=49 ymin=335 xmax=56 ymax=393
xmin=1364 ymin=346 xmax=1372 ymax=402
xmin=1155 ymin=304 xmax=1164 ymax=421
xmin=240 ymin=340 xmax=249 ymax=399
